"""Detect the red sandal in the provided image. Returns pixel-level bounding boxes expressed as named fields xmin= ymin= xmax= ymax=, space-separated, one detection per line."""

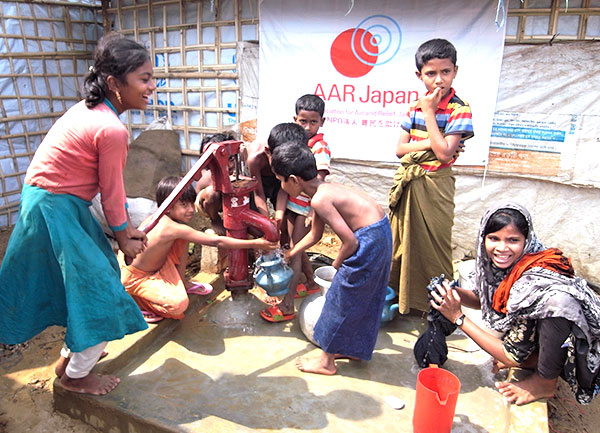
xmin=294 ymin=283 xmax=321 ymax=298
xmin=259 ymin=305 xmax=296 ymax=323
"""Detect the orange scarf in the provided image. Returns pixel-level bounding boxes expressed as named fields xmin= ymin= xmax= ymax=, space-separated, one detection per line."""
xmin=492 ymin=248 xmax=575 ymax=314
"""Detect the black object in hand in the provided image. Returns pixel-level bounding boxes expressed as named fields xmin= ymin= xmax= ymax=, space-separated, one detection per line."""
xmin=426 ymin=274 xmax=457 ymax=295
xmin=414 ymin=274 xmax=459 ymax=367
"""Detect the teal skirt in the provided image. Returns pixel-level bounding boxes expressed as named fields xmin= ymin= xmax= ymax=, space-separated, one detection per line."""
xmin=0 ymin=184 xmax=147 ymax=352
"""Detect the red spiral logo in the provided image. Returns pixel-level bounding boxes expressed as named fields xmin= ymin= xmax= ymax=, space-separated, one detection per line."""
xmin=330 ymin=15 xmax=401 ymax=78
xmin=330 ymin=28 xmax=378 ymax=78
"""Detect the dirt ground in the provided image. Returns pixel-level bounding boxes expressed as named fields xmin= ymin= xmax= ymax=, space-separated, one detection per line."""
xmin=0 ymin=225 xmax=598 ymax=433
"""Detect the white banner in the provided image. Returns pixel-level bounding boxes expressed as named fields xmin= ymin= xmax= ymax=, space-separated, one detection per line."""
xmin=258 ymin=0 xmax=506 ymax=165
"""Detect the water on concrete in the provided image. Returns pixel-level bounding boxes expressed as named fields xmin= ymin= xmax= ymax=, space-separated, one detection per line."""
xmin=53 ymin=278 xmax=548 ymax=433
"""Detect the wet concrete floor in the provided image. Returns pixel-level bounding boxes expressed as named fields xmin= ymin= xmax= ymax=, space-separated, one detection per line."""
xmin=53 ymin=274 xmax=548 ymax=433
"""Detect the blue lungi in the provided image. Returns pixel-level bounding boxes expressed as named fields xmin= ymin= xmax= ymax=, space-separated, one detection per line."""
xmin=313 ymin=216 xmax=392 ymax=360
xmin=0 ymin=184 xmax=147 ymax=352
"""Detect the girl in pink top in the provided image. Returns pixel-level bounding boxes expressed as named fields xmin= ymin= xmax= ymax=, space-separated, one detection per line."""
xmin=0 ymin=33 xmax=156 ymax=396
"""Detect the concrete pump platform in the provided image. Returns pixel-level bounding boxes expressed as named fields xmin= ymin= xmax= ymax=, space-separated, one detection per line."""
xmin=53 ymin=273 xmax=548 ymax=433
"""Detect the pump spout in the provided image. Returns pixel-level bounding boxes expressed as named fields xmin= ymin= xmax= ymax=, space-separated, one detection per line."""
xmin=237 ymin=208 xmax=279 ymax=242
xmin=224 ymin=206 xmax=278 ymax=292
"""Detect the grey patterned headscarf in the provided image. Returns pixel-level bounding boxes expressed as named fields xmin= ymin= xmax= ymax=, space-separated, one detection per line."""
xmin=472 ymin=202 xmax=600 ymax=401
xmin=473 ymin=201 xmax=545 ymax=331
xmin=473 ymin=202 xmax=600 ymax=375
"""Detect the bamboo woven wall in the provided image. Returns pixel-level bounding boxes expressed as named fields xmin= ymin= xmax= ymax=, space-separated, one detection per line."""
xmin=0 ymin=0 xmax=258 ymax=227
xmin=506 ymin=0 xmax=600 ymax=43
xmin=102 ymin=0 xmax=259 ymax=170
xmin=0 ymin=0 xmax=103 ymax=226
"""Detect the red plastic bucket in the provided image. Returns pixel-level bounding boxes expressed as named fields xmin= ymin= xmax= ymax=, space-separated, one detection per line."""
xmin=413 ymin=365 xmax=461 ymax=433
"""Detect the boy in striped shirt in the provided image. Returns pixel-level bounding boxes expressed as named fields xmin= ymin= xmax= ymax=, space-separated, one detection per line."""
xmin=389 ymin=39 xmax=474 ymax=314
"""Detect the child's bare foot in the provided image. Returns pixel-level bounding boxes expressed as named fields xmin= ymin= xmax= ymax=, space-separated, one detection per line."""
xmin=263 ymin=294 xmax=280 ymax=305
xmin=277 ymin=298 xmax=295 ymax=316
xmin=492 ymin=359 xmax=511 ymax=374
xmin=59 ymin=373 xmax=120 ymax=395
xmin=55 ymin=356 xmax=70 ymax=378
xmin=55 ymin=351 xmax=108 ymax=378
xmin=296 ymin=352 xmax=337 ymax=375
xmin=495 ymin=374 xmax=557 ymax=405
xmin=305 ymin=281 xmax=321 ymax=294
xmin=334 ymin=354 xmax=360 ymax=361
xmin=259 ymin=304 xmax=296 ymax=322
xmin=493 ymin=355 xmax=537 ymax=374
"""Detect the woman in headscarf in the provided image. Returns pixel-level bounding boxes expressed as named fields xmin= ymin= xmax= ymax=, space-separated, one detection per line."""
xmin=431 ymin=202 xmax=600 ymax=405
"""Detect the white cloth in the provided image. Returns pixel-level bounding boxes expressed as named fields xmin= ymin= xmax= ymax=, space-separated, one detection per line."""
xmin=61 ymin=341 xmax=107 ymax=379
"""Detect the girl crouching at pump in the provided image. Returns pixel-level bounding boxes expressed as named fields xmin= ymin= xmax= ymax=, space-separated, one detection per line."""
xmin=431 ymin=202 xmax=600 ymax=405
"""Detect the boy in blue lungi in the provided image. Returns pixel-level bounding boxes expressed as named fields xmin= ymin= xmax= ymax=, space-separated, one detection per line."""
xmin=271 ymin=143 xmax=392 ymax=375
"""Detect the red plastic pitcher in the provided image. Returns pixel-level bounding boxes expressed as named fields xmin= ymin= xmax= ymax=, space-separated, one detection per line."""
xmin=413 ymin=364 xmax=461 ymax=433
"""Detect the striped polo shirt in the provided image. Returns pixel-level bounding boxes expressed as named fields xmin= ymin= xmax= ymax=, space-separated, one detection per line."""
xmin=286 ymin=133 xmax=331 ymax=216
xmin=401 ymin=88 xmax=474 ymax=170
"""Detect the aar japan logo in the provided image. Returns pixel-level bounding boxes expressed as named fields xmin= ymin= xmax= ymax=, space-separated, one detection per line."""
xmin=330 ymin=15 xmax=402 ymax=78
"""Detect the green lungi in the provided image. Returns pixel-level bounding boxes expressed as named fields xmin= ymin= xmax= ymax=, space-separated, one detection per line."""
xmin=388 ymin=151 xmax=455 ymax=313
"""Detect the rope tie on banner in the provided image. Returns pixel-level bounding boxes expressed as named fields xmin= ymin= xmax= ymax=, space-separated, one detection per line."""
xmin=345 ymin=0 xmax=355 ymax=16
xmin=495 ymin=0 xmax=506 ymax=28
xmin=481 ymin=161 xmax=489 ymax=201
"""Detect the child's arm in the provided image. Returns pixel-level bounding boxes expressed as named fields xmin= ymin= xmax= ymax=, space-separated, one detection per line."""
xmin=431 ymin=283 xmax=515 ymax=366
xmin=194 ymin=169 xmax=213 ymax=193
xmin=114 ymin=211 xmax=147 ymax=258
xmin=420 ymin=88 xmax=462 ymax=163
xmin=395 ymin=129 xmax=431 ymax=157
xmin=274 ymin=188 xmax=288 ymax=230
xmin=312 ymin=141 xmax=331 ymax=181
xmin=287 ymin=212 xmax=326 ymax=259
xmin=247 ymin=154 xmax=269 ymax=216
xmin=168 ymin=222 xmax=278 ymax=251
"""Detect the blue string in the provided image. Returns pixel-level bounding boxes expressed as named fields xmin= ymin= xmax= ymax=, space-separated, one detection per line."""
xmin=495 ymin=0 xmax=506 ymax=29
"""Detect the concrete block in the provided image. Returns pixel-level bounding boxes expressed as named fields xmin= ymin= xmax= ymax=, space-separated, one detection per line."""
xmin=201 ymin=244 xmax=228 ymax=274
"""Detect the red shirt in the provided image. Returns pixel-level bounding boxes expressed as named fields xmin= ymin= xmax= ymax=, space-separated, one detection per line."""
xmin=25 ymin=101 xmax=129 ymax=229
